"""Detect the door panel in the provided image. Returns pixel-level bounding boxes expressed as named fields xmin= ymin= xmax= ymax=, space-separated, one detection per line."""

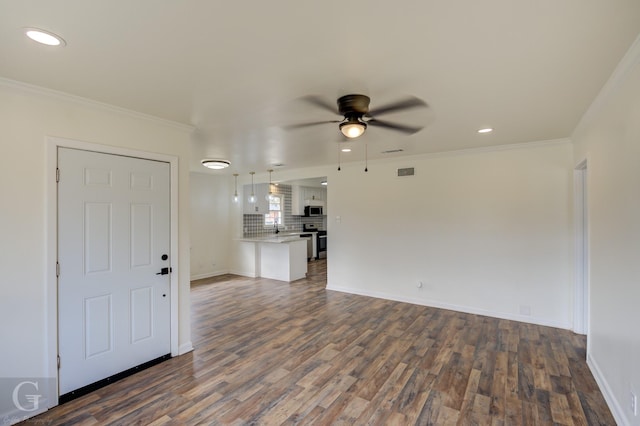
xmin=58 ymin=147 xmax=171 ymax=395
xmin=131 ymin=203 xmax=153 ymax=268
xmin=84 ymin=202 xmax=112 ymax=274
xmin=131 ymin=286 xmax=153 ymax=343
xmin=84 ymin=294 xmax=113 ymax=358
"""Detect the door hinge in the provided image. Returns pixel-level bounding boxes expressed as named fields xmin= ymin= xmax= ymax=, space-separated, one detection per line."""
xmin=57 ymin=355 xmax=61 ymax=369
xmin=56 ymin=168 xmax=60 ymax=182
xmin=56 ymin=262 xmax=60 ymax=277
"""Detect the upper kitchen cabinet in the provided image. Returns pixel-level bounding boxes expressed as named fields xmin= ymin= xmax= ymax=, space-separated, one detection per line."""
xmin=304 ymin=187 xmax=324 ymax=203
xmin=243 ymin=183 xmax=270 ymax=214
xmin=292 ymin=185 xmax=327 ymax=215
xmin=291 ymin=185 xmax=303 ymax=216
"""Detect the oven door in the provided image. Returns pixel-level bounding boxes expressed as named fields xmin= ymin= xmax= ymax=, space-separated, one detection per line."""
xmin=317 ymin=234 xmax=327 ymax=258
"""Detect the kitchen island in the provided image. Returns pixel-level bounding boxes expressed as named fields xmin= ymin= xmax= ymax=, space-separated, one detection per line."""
xmin=234 ymin=235 xmax=308 ymax=282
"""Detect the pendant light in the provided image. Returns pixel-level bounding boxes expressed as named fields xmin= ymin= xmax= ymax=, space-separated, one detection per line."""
xmin=232 ymin=173 xmax=239 ymax=203
xmin=265 ymin=169 xmax=275 ymax=201
xmin=248 ymin=172 xmax=256 ymax=203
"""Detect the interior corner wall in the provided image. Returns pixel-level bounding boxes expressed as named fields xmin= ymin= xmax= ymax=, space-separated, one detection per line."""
xmin=0 ymin=82 xmax=192 ymax=405
xmin=571 ymin=60 xmax=640 ymax=424
xmin=326 ymin=141 xmax=574 ymax=329
xmin=190 ymin=172 xmax=232 ymax=279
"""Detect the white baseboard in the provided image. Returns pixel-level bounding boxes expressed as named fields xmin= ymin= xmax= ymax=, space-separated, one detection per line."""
xmin=229 ymin=269 xmax=258 ymax=278
xmin=190 ymin=269 xmax=230 ymax=281
xmin=178 ymin=341 xmax=194 ymax=355
xmin=325 ymin=284 xmax=571 ymax=330
xmin=587 ymin=353 xmax=628 ymax=426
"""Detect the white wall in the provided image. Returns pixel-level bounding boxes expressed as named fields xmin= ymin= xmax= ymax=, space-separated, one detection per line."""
xmin=572 ymin=39 xmax=640 ymax=425
xmin=190 ymin=172 xmax=232 ymax=279
xmin=326 ymin=141 xmax=574 ymax=329
xmin=0 ymin=80 xmax=192 ymax=413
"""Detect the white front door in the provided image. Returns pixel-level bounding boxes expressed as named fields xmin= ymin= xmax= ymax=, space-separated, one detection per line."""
xmin=58 ymin=147 xmax=171 ymax=395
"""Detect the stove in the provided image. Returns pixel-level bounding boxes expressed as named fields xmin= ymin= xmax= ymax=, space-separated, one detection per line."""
xmin=303 ymin=224 xmax=326 ymax=259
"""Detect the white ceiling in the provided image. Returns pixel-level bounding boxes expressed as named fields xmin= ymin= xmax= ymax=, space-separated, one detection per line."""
xmin=1 ymin=1 xmax=639 ymax=174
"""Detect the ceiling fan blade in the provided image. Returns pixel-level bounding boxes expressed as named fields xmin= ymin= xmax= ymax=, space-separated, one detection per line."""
xmin=283 ymin=120 xmax=340 ymax=130
xmin=301 ymin=95 xmax=340 ymax=115
xmin=367 ymin=96 xmax=427 ymax=117
xmin=367 ymin=118 xmax=423 ymax=134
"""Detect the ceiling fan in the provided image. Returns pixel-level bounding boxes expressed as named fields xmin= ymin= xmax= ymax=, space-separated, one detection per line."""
xmin=286 ymin=94 xmax=428 ymax=138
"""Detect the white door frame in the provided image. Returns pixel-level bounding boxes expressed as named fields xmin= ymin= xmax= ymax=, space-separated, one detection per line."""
xmin=45 ymin=136 xmax=180 ymax=407
xmin=573 ymin=159 xmax=589 ymax=336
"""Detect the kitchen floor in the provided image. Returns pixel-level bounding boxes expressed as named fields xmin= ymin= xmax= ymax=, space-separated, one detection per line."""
xmin=31 ymin=258 xmax=613 ymax=424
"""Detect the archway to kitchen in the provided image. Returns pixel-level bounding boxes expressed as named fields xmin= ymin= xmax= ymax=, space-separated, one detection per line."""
xmin=261 ymin=176 xmax=328 ymax=265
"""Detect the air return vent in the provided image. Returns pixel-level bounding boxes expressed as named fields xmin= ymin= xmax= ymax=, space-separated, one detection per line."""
xmin=397 ymin=167 xmax=415 ymax=177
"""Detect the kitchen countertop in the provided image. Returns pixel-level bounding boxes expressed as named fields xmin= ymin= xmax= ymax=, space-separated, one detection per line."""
xmin=238 ymin=234 xmax=313 ymax=244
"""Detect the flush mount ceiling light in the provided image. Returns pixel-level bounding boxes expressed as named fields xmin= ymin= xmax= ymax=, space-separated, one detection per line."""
xmin=340 ymin=118 xmax=367 ymax=139
xmin=201 ymin=159 xmax=230 ymax=169
xmin=477 ymin=128 xmax=493 ymax=134
xmin=24 ymin=28 xmax=66 ymax=46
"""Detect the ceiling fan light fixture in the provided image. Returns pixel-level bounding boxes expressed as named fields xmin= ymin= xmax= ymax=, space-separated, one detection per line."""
xmin=201 ymin=159 xmax=230 ymax=169
xmin=340 ymin=120 xmax=367 ymax=138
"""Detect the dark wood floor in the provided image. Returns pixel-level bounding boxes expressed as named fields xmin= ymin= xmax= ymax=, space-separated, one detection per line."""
xmin=31 ymin=259 xmax=614 ymax=425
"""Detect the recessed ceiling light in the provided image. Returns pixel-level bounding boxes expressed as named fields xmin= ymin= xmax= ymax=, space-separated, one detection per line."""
xmin=201 ymin=159 xmax=230 ymax=170
xmin=341 ymin=148 xmax=352 ymax=152
xmin=24 ymin=28 xmax=66 ymax=46
xmin=477 ymin=128 xmax=493 ymax=134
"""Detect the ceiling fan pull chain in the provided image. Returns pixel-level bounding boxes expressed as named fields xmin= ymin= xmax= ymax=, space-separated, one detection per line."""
xmin=338 ymin=143 xmax=341 ymax=171
xmin=364 ymin=143 xmax=368 ymax=172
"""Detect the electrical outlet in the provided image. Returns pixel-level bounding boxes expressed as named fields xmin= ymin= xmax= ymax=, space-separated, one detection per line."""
xmin=631 ymin=391 xmax=637 ymax=416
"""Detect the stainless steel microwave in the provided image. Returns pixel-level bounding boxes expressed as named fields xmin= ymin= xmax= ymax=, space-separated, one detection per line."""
xmin=304 ymin=205 xmax=323 ymax=216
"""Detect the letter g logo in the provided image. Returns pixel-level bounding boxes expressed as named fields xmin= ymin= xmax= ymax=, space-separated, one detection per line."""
xmin=12 ymin=380 xmax=42 ymax=412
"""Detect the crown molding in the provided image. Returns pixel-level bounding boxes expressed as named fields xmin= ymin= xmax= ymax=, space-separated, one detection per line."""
xmin=572 ymin=33 xmax=640 ymax=138
xmin=0 ymin=77 xmax=194 ymax=132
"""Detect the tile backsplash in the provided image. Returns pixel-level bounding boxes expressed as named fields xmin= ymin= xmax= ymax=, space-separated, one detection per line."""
xmin=243 ymin=184 xmax=326 ymax=236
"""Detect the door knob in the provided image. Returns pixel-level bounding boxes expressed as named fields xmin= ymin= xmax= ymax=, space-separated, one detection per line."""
xmin=156 ymin=267 xmax=171 ymax=275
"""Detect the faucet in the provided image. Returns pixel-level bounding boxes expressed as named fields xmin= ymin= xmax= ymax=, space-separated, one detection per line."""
xmin=274 ymin=223 xmax=279 ymax=234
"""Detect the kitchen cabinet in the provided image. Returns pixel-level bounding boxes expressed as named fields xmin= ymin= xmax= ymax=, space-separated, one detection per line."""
xmin=292 ymin=185 xmax=327 ymax=215
xmin=291 ymin=185 xmax=303 ymax=216
xmin=242 ymin=183 xmax=270 ymax=214
xmin=304 ymin=187 xmax=324 ymax=202
xmin=235 ymin=236 xmax=308 ymax=282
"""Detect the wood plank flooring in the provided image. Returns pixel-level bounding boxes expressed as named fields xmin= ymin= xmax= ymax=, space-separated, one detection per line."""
xmin=30 ymin=260 xmax=615 ymax=425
